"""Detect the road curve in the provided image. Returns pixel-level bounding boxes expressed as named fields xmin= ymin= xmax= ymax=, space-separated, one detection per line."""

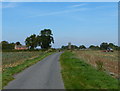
xmin=4 ymin=52 xmax=64 ymax=89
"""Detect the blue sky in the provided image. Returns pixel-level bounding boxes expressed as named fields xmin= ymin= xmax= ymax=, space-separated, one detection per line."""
xmin=2 ymin=2 xmax=118 ymax=48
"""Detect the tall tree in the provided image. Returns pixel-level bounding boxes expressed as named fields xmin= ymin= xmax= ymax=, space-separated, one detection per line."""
xmin=38 ymin=29 xmax=54 ymax=49
xmin=25 ymin=34 xmax=37 ymax=49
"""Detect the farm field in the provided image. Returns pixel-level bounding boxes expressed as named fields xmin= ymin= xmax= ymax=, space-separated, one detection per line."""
xmin=2 ymin=51 xmax=44 ymax=69
xmin=60 ymin=51 xmax=118 ymax=89
xmin=74 ymin=50 xmax=119 ymax=78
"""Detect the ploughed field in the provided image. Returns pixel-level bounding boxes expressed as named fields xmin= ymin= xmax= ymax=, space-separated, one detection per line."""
xmin=2 ymin=52 xmax=43 ymax=69
xmin=74 ymin=50 xmax=119 ymax=78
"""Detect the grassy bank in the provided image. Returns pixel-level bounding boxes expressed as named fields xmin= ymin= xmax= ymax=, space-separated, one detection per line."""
xmin=2 ymin=52 xmax=54 ymax=88
xmin=60 ymin=51 xmax=118 ymax=89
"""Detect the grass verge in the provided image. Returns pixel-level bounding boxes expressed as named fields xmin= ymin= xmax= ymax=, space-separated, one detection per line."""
xmin=2 ymin=52 xmax=54 ymax=88
xmin=60 ymin=51 xmax=118 ymax=89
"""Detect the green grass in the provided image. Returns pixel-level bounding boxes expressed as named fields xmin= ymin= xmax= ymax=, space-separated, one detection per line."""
xmin=60 ymin=51 xmax=118 ymax=89
xmin=2 ymin=52 xmax=54 ymax=88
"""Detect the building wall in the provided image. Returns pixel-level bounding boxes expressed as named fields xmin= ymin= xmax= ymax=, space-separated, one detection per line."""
xmin=15 ymin=45 xmax=28 ymax=50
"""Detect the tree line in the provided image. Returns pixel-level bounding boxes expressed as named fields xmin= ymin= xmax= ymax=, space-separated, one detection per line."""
xmin=1 ymin=29 xmax=54 ymax=50
xmin=0 ymin=28 xmax=119 ymax=51
xmin=61 ymin=42 xmax=120 ymax=50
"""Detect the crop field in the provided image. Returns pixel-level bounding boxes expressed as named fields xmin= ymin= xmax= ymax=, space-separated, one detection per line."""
xmin=74 ymin=50 xmax=119 ymax=78
xmin=2 ymin=51 xmax=44 ymax=69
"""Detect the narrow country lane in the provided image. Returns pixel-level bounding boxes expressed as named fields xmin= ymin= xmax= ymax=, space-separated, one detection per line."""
xmin=4 ymin=52 xmax=64 ymax=89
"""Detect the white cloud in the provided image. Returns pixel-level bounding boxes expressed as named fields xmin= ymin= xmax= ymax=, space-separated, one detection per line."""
xmin=29 ymin=8 xmax=88 ymax=17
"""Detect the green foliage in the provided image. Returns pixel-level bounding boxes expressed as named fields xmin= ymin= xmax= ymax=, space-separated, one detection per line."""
xmin=100 ymin=42 xmax=118 ymax=50
xmin=71 ymin=45 xmax=78 ymax=49
xmin=108 ymin=43 xmax=119 ymax=50
xmin=25 ymin=29 xmax=54 ymax=49
xmin=79 ymin=45 xmax=86 ymax=49
xmin=25 ymin=34 xmax=38 ymax=49
xmin=61 ymin=45 xmax=68 ymax=49
xmin=1 ymin=41 xmax=15 ymax=50
xmin=61 ymin=45 xmax=78 ymax=50
xmin=89 ymin=45 xmax=100 ymax=50
xmin=61 ymin=42 xmax=119 ymax=51
xmin=60 ymin=51 xmax=118 ymax=89
xmin=39 ymin=29 xmax=54 ymax=49
xmin=100 ymin=42 xmax=109 ymax=50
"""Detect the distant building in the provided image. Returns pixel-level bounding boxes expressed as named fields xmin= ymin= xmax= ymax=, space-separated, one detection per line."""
xmin=68 ymin=42 xmax=71 ymax=49
xmin=15 ymin=45 xmax=28 ymax=50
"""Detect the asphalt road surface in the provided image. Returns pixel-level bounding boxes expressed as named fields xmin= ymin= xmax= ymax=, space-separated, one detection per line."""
xmin=4 ymin=52 xmax=64 ymax=89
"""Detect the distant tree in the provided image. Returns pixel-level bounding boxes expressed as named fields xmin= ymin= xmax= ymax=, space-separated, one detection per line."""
xmin=1 ymin=41 xmax=9 ymax=50
xmin=79 ymin=45 xmax=86 ymax=49
xmin=100 ymin=42 xmax=109 ymax=50
xmin=108 ymin=43 xmax=114 ymax=48
xmin=108 ymin=43 xmax=118 ymax=50
xmin=89 ymin=45 xmax=95 ymax=49
xmin=38 ymin=29 xmax=54 ymax=49
xmin=25 ymin=34 xmax=37 ymax=49
xmin=1 ymin=41 xmax=9 ymax=44
xmin=89 ymin=45 xmax=99 ymax=50
xmin=61 ymin=45 xmax=78 ymax=50
xmin=71 ymin=45 xmax=78 ymax=49
xmin=16 ymin=42 xmax=21 ymax=45
xmin=9 ymin=43 xmax=15 ymax=49
xmin=61 ymin=45 xmax=68 ymax=49
xmin=1 ymin=41 xmax=15 ymax=50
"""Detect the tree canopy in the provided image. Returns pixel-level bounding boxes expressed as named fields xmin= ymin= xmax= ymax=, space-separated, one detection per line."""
xmin=39 ymin=29 xmax=54 ymax=49
xmin=25 ymin=29 xmax=54 ymax=49
xmin=25 ymin=34 xmax=37 ymax=49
